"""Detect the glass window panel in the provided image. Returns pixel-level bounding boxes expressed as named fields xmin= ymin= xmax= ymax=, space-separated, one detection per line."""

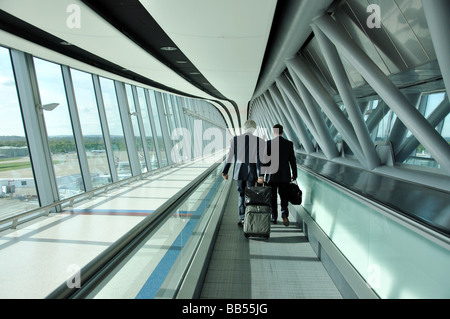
xmin=125 ymin=84 xmax=147 ymax=173
xmin=424 ymin=92 xmax=445 ymax=118
xmin=33 ymin=57 xmax=84 ymax=199
xmin=441 ymin=115 xmax=450 ymax=141
xmin=186 ymin=98 xmax=193 ymax=111
xmin=363 ymin=99 xmax=379 ymax=124
xmin=403 ymin=91 xmax=447 ymax=169
xmin=137 ymin=87 xmax=158 ymax=170
xmin=148 ymin=90 xmax=168 ymax=166
xmin=70 ymin=68 xmax=111 ymax=187
xmin=171 ymin=96 xmax=183 ymax=129
xmin=376 ymin=109 xmax=397 ymax=141
xmin=99 ymin=77 xmax=131 ymax=180
xmin=0 ymin=46 xmax=39 ymax=217
xmin=163 ymin=93 xmax=176 ymax=133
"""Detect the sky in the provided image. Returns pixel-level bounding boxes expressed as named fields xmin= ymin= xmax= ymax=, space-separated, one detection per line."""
xmin=0 ymin=47 xmax=129 ymax=138
xmin=0 ymin=46 xmax=25 ymax=137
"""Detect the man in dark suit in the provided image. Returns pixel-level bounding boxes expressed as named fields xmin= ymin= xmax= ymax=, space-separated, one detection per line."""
xmin=265 ymin=124 xmax=297 ymax=226
xmin=222 ymin=120 xmax=265 ymax=226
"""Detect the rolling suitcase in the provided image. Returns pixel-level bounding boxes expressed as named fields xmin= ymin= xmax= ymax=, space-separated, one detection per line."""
xmin=243 ymin=185 xmax=271 ymax=239
xmin=243 ymin=204 xmax=271 ymax=239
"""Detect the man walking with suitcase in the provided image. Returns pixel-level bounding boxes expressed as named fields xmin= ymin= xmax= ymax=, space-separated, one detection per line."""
xmin=222 ymin=120 xmax=265 ymax=226
xmin=265 ymin=124 xmax=297 ymax=226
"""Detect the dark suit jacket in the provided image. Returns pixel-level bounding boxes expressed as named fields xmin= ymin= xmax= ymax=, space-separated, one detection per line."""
xmin=222 ymin=133 xmax=266 ymax=181
xmin=265 ymin=136 xmax=297 ymax=183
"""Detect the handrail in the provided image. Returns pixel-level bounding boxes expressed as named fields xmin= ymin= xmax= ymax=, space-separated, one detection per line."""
xmin=0 ymin=163 xmax=178 ymax=230
xmin=46 ymin=158 xmax=223 ymax=299
xmin=297 ymin=163 xmax=450 ymax=249
xmin=175 ymin=170 xmax=234 ymax=298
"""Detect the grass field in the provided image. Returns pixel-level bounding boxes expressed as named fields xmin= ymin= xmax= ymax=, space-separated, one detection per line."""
xmin=0 ymin=161 xmax=31 ymax=172
xmin=0 ymin=158 xmax=63 ymax=173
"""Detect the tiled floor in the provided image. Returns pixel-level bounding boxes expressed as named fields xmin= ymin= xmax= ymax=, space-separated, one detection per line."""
xmin=0 ymin=153 xmax=225 ymax=299
xmin=200 ymin=182 xmax=342 ymax=299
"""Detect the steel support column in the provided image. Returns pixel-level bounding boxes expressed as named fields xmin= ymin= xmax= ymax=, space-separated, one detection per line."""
xmin=257 ymin=96 xmax=282 ymax=140
xmin=61 ymin=66 xmax=92 ymax=191
xmin=114 ymin=81 xmax=142 ymax=175
xmin=175 ymin=96 xmax=192 ymax=161
xmin=251 ymin=102 xmax=272 ymax=139
xmin=389 ymin=93 xmax=422 ymax=151
xmin=275 ymin=79 xmax=315 ymax=154
xmin=144 ymin=89 xmax=163 ymax=168
xmin=276 ymin=76 xmax=318 ymax=139
xmin=257 ymin=100 xmax=276 ymax=138
xmin=92 ymin=75 xmax=118 ymax=183
xmin=279 ymin=73 xmax=337 ymax=159
xmin=259 ymin=94 xmax=282 ymax=134
xmin=269 ymin=86 xmax=314 ymax=149
xmin=268 ymin=85 xmax=302 ymax=148
xmin=287 ymin=57 xmax=367 ymax=167
xmin=10 ymin=49 xmax=58 ymax=206
xmin=366 ymin=100 xmax=390 ymax=134
xmin=252 ymin=100 xmax=270 ymax=131
xmin=422 ymin=0 xmax=450 ymax=102
xmin=396 ymin=97 xmax=450 ymax=163
xmin=263 ymin=90 xmax=298 ymax=147
xmin=154 ymin=91 xmax=174 ymax=165
xmin=312 ymin=24 xmax=380 ymax=169
xmin=131 ymin=86 xmax=152 ymax=171
xmin=314 ymin=13 xmax=450 ymax=174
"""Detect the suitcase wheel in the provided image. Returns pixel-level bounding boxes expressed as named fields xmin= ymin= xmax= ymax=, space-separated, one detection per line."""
xmin=244 ymin=233 xmax=269 ymax=239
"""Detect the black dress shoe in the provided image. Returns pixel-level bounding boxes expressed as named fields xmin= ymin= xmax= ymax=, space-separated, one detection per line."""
xmin=271 ymin=219 xmax=277 ymax=225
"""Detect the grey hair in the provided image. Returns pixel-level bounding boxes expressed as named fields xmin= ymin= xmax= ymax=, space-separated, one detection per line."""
xmin=244 ymin=120 xmax=257 ymax=132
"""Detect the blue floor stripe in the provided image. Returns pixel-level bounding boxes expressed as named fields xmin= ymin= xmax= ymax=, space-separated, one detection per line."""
xmin=65 ymin=208 xmax=194 ymax=217
xmin=135 ymin=176 xmax=222 ymax=299
xmin=69 ymin=208 xmax=154 ymax=214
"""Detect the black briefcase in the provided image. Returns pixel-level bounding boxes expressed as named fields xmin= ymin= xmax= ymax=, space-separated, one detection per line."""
xmin=288 ymin=180 xmax=302 ymax=205
xmin=244 ymin=185 xmax=272 ymax=207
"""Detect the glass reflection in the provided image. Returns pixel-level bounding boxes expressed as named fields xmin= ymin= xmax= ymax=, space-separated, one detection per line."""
xmin=70 ymin=68 xmax=111 ymax=187
xmin=148 ymin=90 xmax=169 ymax=166
xmin=126 ymin=84 xmax=147 ymax=173
xmin=99 ymin=77 xmax=132 ymax=180
xmin=33 ymin=57 xmax=84 ymax=199
xmin=137 ymin=87 xmax=159 ymax=170
xmin=0 ymin=47 xmax=39 ymax=217
xmin=403 ymin=92 xmax=448 ymax=169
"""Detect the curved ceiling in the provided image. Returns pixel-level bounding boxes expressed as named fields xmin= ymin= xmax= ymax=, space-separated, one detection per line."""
xmin=0 ymin=0 xmax=336 ymax=131
xmin=0 ymin=0 xmax=276 ymax=130
xmin=138 ymin=0 xmax=277 ymax=111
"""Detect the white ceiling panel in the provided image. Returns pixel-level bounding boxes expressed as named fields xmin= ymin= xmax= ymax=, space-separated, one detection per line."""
xmin=0 ymin=0 xmax=216 ymax=100
xmin=139 ymin=0 xmax=278 ymax=114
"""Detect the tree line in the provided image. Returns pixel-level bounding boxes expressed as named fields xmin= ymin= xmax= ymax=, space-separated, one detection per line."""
xmin=0 ymin=135 xmax=159 ymax=154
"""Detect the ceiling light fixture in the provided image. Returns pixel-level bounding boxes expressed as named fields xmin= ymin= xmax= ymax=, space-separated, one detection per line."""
xmin=160 ymin=46 xmax=177 ymax=51
xmin=176 ymin=60 xmax=188 ymax=64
